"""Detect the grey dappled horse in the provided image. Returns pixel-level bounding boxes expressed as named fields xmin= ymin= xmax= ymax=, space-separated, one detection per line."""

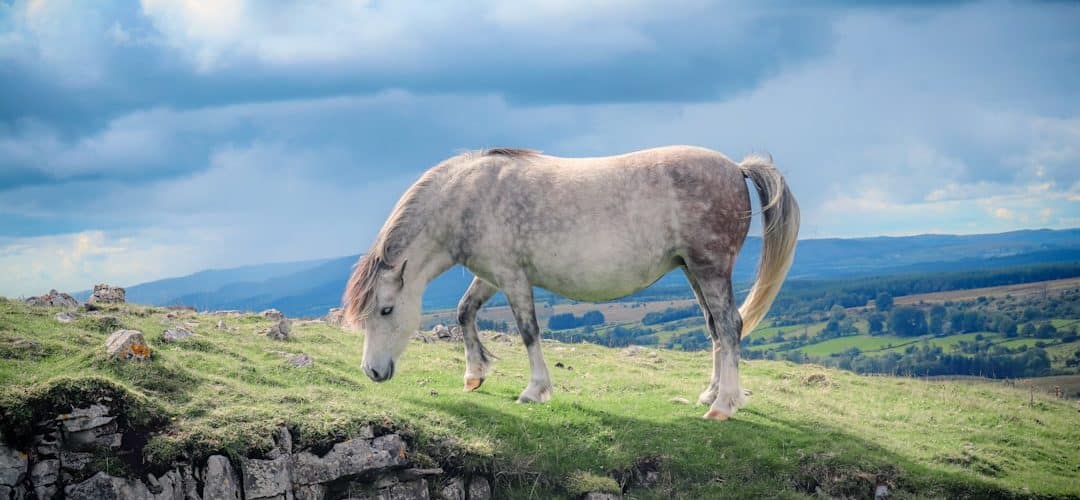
xmin=343 ymin=146 xmax=799 ymax=420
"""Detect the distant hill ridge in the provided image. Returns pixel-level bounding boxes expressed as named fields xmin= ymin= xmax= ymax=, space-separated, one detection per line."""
xmin=78 ymin=228 xmax=1079 ymax=317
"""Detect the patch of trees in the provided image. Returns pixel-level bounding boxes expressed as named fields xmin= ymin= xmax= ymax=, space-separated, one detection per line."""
xmin=476 ymin=318 xmax=511 ymax=332
xmin=769 ymin=263 xmax=1080 ymax=321
xmin=642 ymin=305 xmax=701 ymax=325
xmin=547 ymin=310 xmax=605 ymax=330
xmin=664 ymin=329 xmax=710 ymax=350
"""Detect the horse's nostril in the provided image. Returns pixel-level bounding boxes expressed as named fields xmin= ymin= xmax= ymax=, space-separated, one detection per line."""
xmin=371 ymin=368 xmax=381 ymax=379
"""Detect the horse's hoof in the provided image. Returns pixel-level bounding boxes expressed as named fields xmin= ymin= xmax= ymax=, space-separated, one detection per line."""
xmin=464 ymin=378 xmax=484 ymax=392
xmin=703 ymin=408 xmax=732 ymax=421
xmin=516 ymin=386 xmax=552 ymax=404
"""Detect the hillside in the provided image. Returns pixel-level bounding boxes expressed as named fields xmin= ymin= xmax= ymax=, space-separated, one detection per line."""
xmin=77 ymin=229 xmax=1080 ymax=317
xmin=2 ymin=299 xmax=1078 ymax=498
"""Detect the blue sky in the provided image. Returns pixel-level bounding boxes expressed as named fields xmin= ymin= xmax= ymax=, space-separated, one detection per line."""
xmin=0 ymin=0 xmax=1077 ymax=297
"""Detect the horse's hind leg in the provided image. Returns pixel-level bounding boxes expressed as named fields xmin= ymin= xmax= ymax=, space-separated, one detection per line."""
xmin=685 ymin=264 xmax=746 ymax=420
xmin=682 ymin=268 xmax=721 ymax=406
xmin=500 ymin=275 xmax=553 ymax=403
xmin=458 ymin=277 xmax=498 ymax=392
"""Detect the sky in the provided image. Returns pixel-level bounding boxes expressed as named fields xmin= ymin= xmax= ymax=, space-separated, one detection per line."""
xmin=0 ymin=0 xmax=1078 ymax=297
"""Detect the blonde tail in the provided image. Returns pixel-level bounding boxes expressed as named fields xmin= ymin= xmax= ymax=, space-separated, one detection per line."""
xmin=738 ymin=155 xmax=800 ymax=337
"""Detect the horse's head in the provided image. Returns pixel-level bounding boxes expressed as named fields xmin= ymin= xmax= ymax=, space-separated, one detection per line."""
xmin=345 ymin=257 xmax=420 ymax=382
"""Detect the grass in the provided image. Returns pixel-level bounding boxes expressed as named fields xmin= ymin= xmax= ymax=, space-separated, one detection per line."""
xmin=2 ymin=299 xmax=1079 ymax=498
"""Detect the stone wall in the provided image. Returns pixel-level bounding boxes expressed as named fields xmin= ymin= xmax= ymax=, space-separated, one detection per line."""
xmin=0 ymin=399 xmax=491 ymax=500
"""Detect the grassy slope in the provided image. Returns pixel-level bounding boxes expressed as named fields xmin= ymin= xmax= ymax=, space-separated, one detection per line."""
xmin=2 ymin=300 xmax=1079 ymax=499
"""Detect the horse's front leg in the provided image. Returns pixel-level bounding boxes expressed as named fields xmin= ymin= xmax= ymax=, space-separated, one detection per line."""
xmin=457 ymin=277 xmax=498 ymax=391
xmin=501 ymin=276 xmax=553 ymax=403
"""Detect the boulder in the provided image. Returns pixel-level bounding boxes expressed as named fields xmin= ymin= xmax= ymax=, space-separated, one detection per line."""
xmin=88 ymin=284 xmax=126 ymax=305
xmin=260 ymin=308 xmax=285 ymax=320
xmin=437 ymin=477 xmax=466 ymax=500
xmin=467 ymin=477 xmax=492 ymax=500
xmin=0 ymin=444 xmax=27 ymax=487
xmin=65 ymin=472 xmax=154 ymax=500
xmin=105 ymin=330 xmax=151 ymax=361
xmin=25 ymin=289 xmax=78 ymax=308
xmin=162 ymin=328 xmax=193 ymax=343
xmin=203 ymin=456 xmax=242 ymax=500
xmin=31 ymin=459 xmax=59 ymax=492
xmin=583 ymin=493 xmax=621 ymax=500
xmin=216 ymin=320 xmax=228 ymax=330
xmin=291 ymin=433 xmax=407 ymax=486
xmin=58 ymin=404 xmax=115 ymax=433
xmin=241 ymin=455 xmax=292 ymax=500
xmin=433 ymin=324 xmax=450 ymax=339
xmin=264 ymin=319 xmax=291 ymax=341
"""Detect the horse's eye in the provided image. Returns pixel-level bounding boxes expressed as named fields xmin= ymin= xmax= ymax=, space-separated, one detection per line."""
xmin=380 ymin=306 xmax=394 ymax=316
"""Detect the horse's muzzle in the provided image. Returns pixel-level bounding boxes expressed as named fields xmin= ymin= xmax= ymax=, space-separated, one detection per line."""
xmin=364 ymin=360 xmax=395 ymax=382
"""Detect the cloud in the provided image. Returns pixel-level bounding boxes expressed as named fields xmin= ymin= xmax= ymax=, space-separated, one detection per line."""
xmin=0 ymin=0 xmax=1078 ymax=295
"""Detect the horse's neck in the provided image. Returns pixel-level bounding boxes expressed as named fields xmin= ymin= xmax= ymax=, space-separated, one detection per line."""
xmin=403 ymin=232 xmax=454 ymax=293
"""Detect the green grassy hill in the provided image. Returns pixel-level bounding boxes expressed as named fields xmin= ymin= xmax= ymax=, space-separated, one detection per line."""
xmin=2 ymin=299 xmax=1079 ymax=498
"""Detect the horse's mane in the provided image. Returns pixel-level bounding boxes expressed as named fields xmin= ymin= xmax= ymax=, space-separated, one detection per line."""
xmin=342 ymin=169 xmax=440 ymax=328
xmin=342 ymin=148 xmax=538 ymax=328
xmin=481 ymin=147 xmax=540 ymax=158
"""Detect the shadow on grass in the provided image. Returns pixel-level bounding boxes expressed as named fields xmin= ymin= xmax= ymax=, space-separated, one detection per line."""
xmin=411 ymin=395 xmax=1021 ymax=499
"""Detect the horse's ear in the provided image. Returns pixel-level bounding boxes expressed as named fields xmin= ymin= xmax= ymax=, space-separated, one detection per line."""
xmin=396 ymin=260 xmax=408 ymax=289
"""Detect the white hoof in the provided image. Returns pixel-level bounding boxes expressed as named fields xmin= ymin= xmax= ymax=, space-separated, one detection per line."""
xmin=517 ymin=383 xmax=552 ymax=403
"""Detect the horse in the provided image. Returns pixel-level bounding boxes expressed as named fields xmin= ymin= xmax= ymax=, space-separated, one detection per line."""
xmin=343 ymin=145 xmax=799 ymax=420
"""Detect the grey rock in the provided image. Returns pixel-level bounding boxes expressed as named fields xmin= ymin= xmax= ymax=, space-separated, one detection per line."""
xmin=467 ymin=477 xmax=491 ymax=500
xmin=583 ymin=493 xmax=620 ymax=500
xmin=264 ymin=320 xmax=291 ymax=341
xmin=437 ymin=477 xmax=465 ymax=500
xmin=354 ymin=479 xmax=429 ymax=500
xmin=216 ymin=320 xmax=228 ymax=330
xmin=148 ymin=469 xmax=185 ymax=500
xmin=64 ymin=417 xmax=122 ymax=450
xmin=287 ymin=353 xmax=313 ymax=368
xmin=432 ymin=324 xmax=450 ymax=339
xmin=241 ymin=456 xmax=291 ymax=499
xmin=260 ymin=309 xmax=286 ymax=320
xmin=203 ymin=456 xmax=241 ymax=500
xmin=162 ymin=328 xmax=194 ymax=343
xmin=66 ymin=472 xmax=153 ymax=500
xmin=293 ymin=483 xmax=324 ymax=500
xmin=59 ymin=404 xmax=115 ymax=432
xmin=325 ymin=308 xmax=345 ymax=328
xmin=105 ymin=329 xmax=151 ymax=361
xmin=291 ymin=434 xmax=408 ymax=486
xmin=0 ymin=444 xmax=27 ymax=486
xmin=55 ymin=311 xmax=79 ymax=323
xmin=34 ymin=433 xmax=60 ymax=458
xmin=0 ymin=485 xmax=25 ymax=500
xmin=60 ymin=451 xmax=94 ymax=471
xmin=25 ymin=289 xmax=78 ymax=308
xmin=34 ymin=483 xmax=56 ymax=500
xmin=88 ymin=284 xmax=126 ymax=305
xmin=31 ymin=459 xmax=59 ymax=486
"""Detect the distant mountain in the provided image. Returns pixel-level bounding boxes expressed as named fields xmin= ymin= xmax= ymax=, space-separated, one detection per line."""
xmin=109 ymin=228 xmax=1079 ymax=317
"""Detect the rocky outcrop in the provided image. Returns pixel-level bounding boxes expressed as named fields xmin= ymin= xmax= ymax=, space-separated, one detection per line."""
xmin=87 ymin=284 xmax=126 ymax=305
xmin=0 ymin=401 xmax=493 ymax=500
xmin=105 ymin=330 xmax=151 ymax=361
xmin=326 ymin=308 xmax=345 ymax=328
xmin=55 ymin=311 xmax=79 ymax=323
xmin=25 ymin=289 xmax=79 ymax=308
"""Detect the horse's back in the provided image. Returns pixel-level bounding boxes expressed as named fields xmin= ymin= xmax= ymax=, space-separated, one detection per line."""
xmin=440 ymin=146 xmax=751 ymax=301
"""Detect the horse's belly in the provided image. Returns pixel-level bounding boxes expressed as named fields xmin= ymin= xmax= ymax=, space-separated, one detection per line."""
xmin=527 ymin=248 xmax=678 ymax=302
